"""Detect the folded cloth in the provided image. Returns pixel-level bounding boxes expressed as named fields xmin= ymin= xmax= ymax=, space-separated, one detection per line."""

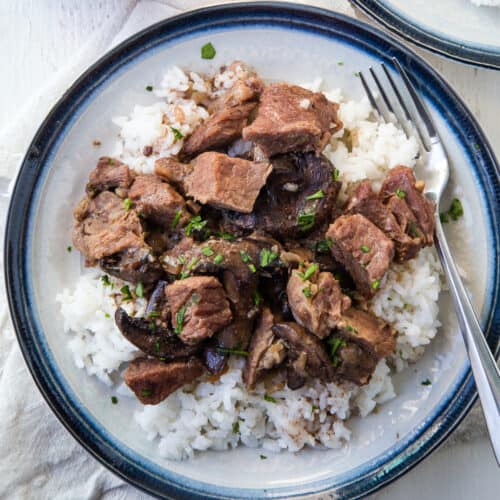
xmin=0 ymin=1 xmax=485 ymax=499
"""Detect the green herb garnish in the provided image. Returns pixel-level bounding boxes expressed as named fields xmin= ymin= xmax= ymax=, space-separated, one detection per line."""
xmin=191 ymin=293 xmax=200 ymax=304
xmin=360 ymin=245 xmax=370 ymax=253
xmin=448 ymin=198 xmax=464 ymax=221
xmin=371 ymin=279 xmax=380 ymax=290
xmin=264 ymin=394 xmax=277 ymax=403
xmin=240 ymin=250 xmax=252 ymax=263
xmin=104 ymin=312 xmax=110 ymax=318
xmin=338 ymin=61 xmax=344 ymax=66
xmin=327 ymin=337 xmax=347 ymax=366
xmin=248 ymin=263 xmax=257 ymax=273
xmin=174 ymin=305 xmax=187 ymax=334
xmin=171 ymin=127 xmax=183 ymax=140
xmin=217 ymin=231 xmax=235 ymax=240
xmin=107 ymin=158 xmax=114 ymax=165
xmin=101 ymin=275 xmax=111 ymax=286
xmin=145 ymin=85 xmax=153 ymax=92
xmin=408 ymin=221 xmax=421 ymax=238
xmin=123 ymin=198 xmax=132 ymax=211
xmin=297 ymin=211 xmax=316 ymax=231
xmin=216 ymin=347 xmax=249 ymax=356
xmin=120 ymin=285 xmax=132 ymax=301
xmin=178 ymin=255 xmax=185 ymax=265
xmin=260 ymin=248 xmax=278 ymax=267
xmin=66 ymin=245 xmax=72 ymax=253
xmin=260 ymin=454 xmax=267 ymax=460
xmin=333 ymin=168 xmax=340 ymax=181
xmin=111 ymin=396 xmax=118 ymax=404
xmin=421 ymin=379 xmax=432 ymax=386
xmin=171 ymin=210 xmax=182 ymax=229
xmin=187 ymin=257 xmax=200 ymax=270
xmin=135 ymin=282 xmax=144 ymax=298
xmin=202 ymin=246 xmax=214 ymax=257
xmin=141 ymin=389 xmax=153 ymax=397
xmin=395 ymin=188 xmax=406 ymax=199
xmin=147 ymin=311 xmax=161 ymax=319
xmin=253 ymin=290 xmax=262 ymax=307
xmin=185 ymin=215 xmax=207 ymax=236
xmin=179 ymin=271 xmax=190 ymax=280
xmin=232 ymin=421 xmax=240 ymax=434
xmin=306 ymin=189 xmax=325 ymax=201
xmin=201 ymin=42 xmax=216 ymax=59
xmin=439 ymin=212 xmax=449 ymax=224
xmin=297 ymin=263 xmax=319 ymax=282
xmin=214 ymin=254 xmax=224 ymax=264
xmin=316 ymin=237 xmax=333 ymax=253
xmin=302 ymin=285 xmax=313 ymax=298
xmin=312 ymin=405 xmax=320 ymax=411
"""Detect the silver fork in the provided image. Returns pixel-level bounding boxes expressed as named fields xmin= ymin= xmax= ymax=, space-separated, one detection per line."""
xmin=360 ymin=58 xmax=500 ymax=465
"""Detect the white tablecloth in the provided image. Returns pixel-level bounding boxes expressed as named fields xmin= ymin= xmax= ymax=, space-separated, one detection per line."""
xmin=0 ymin=1 xmax=497 ymax=498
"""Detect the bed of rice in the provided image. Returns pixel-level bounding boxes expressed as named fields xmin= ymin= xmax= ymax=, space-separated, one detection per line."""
xmin=56 ymin=64 xmax=443 ymax=460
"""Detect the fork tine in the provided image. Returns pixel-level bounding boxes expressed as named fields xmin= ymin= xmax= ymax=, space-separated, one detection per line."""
xmin=369 ymin=66 xmax=393 ymax=114
xmin=381 ymin=62 xmax=411 ymax=121
xmin=359 ymin=71 xmax=387 ymax=122
xmin=391 ymin=57 xmax=437 ymax=139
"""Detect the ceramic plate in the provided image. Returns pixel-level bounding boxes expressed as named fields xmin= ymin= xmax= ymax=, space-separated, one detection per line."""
xmin=4 ymin=2 xmax=500 ymax=499
xmin=352 ymin=0 xmax=500 ymax=69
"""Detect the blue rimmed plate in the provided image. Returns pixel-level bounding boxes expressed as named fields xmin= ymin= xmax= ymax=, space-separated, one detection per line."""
xmin=352 ymin=0 xmax=500 ymax=69
xmin=4 ymin=2 xmax=500 ymax=498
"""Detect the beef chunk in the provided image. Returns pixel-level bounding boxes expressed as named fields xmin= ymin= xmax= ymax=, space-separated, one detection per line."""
xmin=155 ymin=157 xmax=190 ymax=188
xmin=379 ymin=166 xmax=435 ymax=246
xmin=86 ymin=157 xmax=134 ymax=197
xmin=337 ymin=308 xmax=396 ymax=359
xmin=73 ymin=191 xmax=145 ymax=263
xmin=128 ymin=174 xmax=188 ymax=229
xmin=165 ymin=276 xmax=233 ymax=345
xmin=346 ymin=180 xmax=420 ymax=262
xmin=272 ymin=322 xmax=335 ymax=384
xmin=115 ymin=307 xmax=201 ymax=359
xmin=125 ymin=357 xmax=204 ymax=404
xmin=335 ymin=342 xmax=377 ymax=385
xmin=243 ymin=307 xmax=286 ymax=389
xmin=327 ymin=214 xmax=394 ymax=297
xmin=287 ymin=269 xmax=351 ymax=339
xmin=223 ymin=153 xmax=340 ymax=239
xmin=182 ymin=73 xmax=263 ymax=158
xmin=242 ymin=83 xmax=341 ymax=157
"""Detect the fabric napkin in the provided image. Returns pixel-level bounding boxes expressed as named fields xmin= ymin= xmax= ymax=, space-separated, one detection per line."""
xmin=0 ymin=1 xmax=486 ymax=498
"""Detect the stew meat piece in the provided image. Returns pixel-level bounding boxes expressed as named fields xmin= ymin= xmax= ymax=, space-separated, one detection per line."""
xmin=327 ymin=214 xmax=394 ymax=297
xmin=156 ymin=153 xmax=272 ymax=214
xmin=345 ymin=180 xmax=421 ymax=262
xmin=165 ymin=276 xmax=233 ymax=345
xmin=125 ymin=357 xmax=205 ymax=404
xmin=182 ymin=71 xmax=263 ymax=158
xmin=86 ymin=157 xmax=134 ymax=197
xmin=242 ymin=83 xmax=342 ymax=157
xmin=379 ymin=166 xmax=435 ymax=246
xmin=243 ymin=307 xmax=286 ymax=389
xmin=287 ymin=269 xmax=351 ymax=339
xmin=128 ymin=174 xmax=189 ymax=229
xmin=334 ymin=342 xmax=378 ymax=386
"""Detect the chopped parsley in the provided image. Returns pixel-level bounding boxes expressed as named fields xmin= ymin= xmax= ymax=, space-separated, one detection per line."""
xmin=101 ymin=275 xmax=111 ymax=286
xmin=202 ymin=246 xmax=214 ymax=257
xmin=421 ymin=379 xmax=432 ymax=386
xmin=316 ymin=237 xmax=333 ymax=253
xmin=408 ymin=221 xmax=421 ymax=238
xmin=338 ymin=61 xmax=344 ymax=66
xmin=327 ymin=337 xmax=347 ymax=367
xmin=123 ymin=198 xmax=132 ymax=211
xmin=253 ymin=290 xmax=262 ymax=307
xmin=217 ymin=231 xmax=235 ymax=241
xmin=135 ymin=282 xmax=144 ymax=298
xmin=147 ymin=311 xmax=161 ymax=319
xmin=297 ymin=211 xmax=315 ymax=232
xmin=214 ymin=254 xmax=224 ymax=264
xmin=264 ymin=394 xmax=277 ymax=403
xmin=312 ymin=405 xmax=320 ymax=411
xmin=171 ymin=127 xmax=184 ymax=140
xmin=185 ymin=215 xmax=207 ymax=236
xmin=239 ymin=250 xmax=252 ymax=263
xmin=260 ymin=455 xmax=268 ymax=460
xmin=104 ymin=312 xmax=110 ymax=318
xmin=201 ymin=42 xmax=216 ymax=59
xmin=260 ymin=248 xmax=278 ymax=267
xmin=297 ymin=263 xmax=319 ymax=282
xmin=216 ymin=347 xmax=249 ymax=356
xmin=439 ymin=212 xmax=449 ymax=224
xmin=178 ymin=255 xmax=185 ymax=265
xmin=232 ymin=421 xmax=240 ymax=434
xmin=448 ymin=198 xmax=464 ymax=221
xmin=187 ymin=257 xmax=200 ymax=270
xmin=141 ymin=389 xmax=153 ymax=397
xmin=120 ymin=285 xmax=132 ymax=301
xmin=395 ymin=188 xmax=406 ymax=199
xmin=371 ymin=279 xmax=380 ymax=290
xmin=360 ymin=245 xmax=370 ymax=253
xmin=171 ymin=210 xmax=182 ymax=229
xmin=178 ymin=271 xmax=190 ymax=280
xmin=145 ymin=85 xmax=153 ymax=92
xmin=302 ymin=285 xmax=313 ymax=298
xmin=248 ymin=263 xmax=257 ymax=273
xmin=344 ymin=324 xmax=358 ymax=333
xmin=191 ymin=293 xmax=200 ymax=304
xmin=107 ymin=158 xmax=114 ymax=165
xmin=111 ymin=396 xmax=118 ymax=404
xmin=66 ymin=245 xmax=72 ymax=253
xmin=333 ymin=168 xmax=340 ymax=181
xmin=354 ymin=71 xmax=360 ymax=77
xmin=154 ymin=340 xmax=160 ymax=352
xmin=306 ymin=189 xmax=325 ymax=201
xmin=174 ymin=305 xmax=187 ymax=335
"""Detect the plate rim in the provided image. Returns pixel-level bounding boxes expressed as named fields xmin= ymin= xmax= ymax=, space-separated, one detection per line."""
xmin=4 ymin=2 xmax=500 ymax=499
xmin=351 ymin=0 xmax=500 ymax=70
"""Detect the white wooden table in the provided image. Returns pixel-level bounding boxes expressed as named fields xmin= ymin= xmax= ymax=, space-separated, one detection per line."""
xmin=0 ymin=1 xmax=498 ymax=498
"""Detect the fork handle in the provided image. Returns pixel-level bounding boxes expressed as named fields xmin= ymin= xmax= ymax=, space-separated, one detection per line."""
xmin=434 ymin=216 xmax=500 ymax=465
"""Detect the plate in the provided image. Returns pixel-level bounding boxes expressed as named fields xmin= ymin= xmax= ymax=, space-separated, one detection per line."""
xmin=4 ymin=2 xmax=500 ymax=498
xmin=352 ymin=0 xmax=500 ymax=69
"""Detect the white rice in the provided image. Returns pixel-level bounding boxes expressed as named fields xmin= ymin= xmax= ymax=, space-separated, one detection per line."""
xmin=57 ymin=64 xmax=443 ymax=460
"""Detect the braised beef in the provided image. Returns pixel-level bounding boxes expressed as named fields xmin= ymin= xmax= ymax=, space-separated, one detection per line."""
xmin=327 ymin=214 xmax=394 ymax=297
xmin=242 ymin=83 xmax=342 ymax=157
xmin=223 ymin=153 xmax=340 ymax=239
xmin=379 ymin=166 xmax=435 ymax=246
xmin=115 ymin=307 xmax=200 ymax=359
xmin=287 ymin=269 xmax=351 ymax=339
xmin=335 ymin=342 xmax=377 ymax=385
xmin=125 ymin=357 xmax=204 ymax=404
xmin=165 ymin=276 xmax=233 ymax=345
xmin=86 ymin=157 xmax=134 ymax=197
